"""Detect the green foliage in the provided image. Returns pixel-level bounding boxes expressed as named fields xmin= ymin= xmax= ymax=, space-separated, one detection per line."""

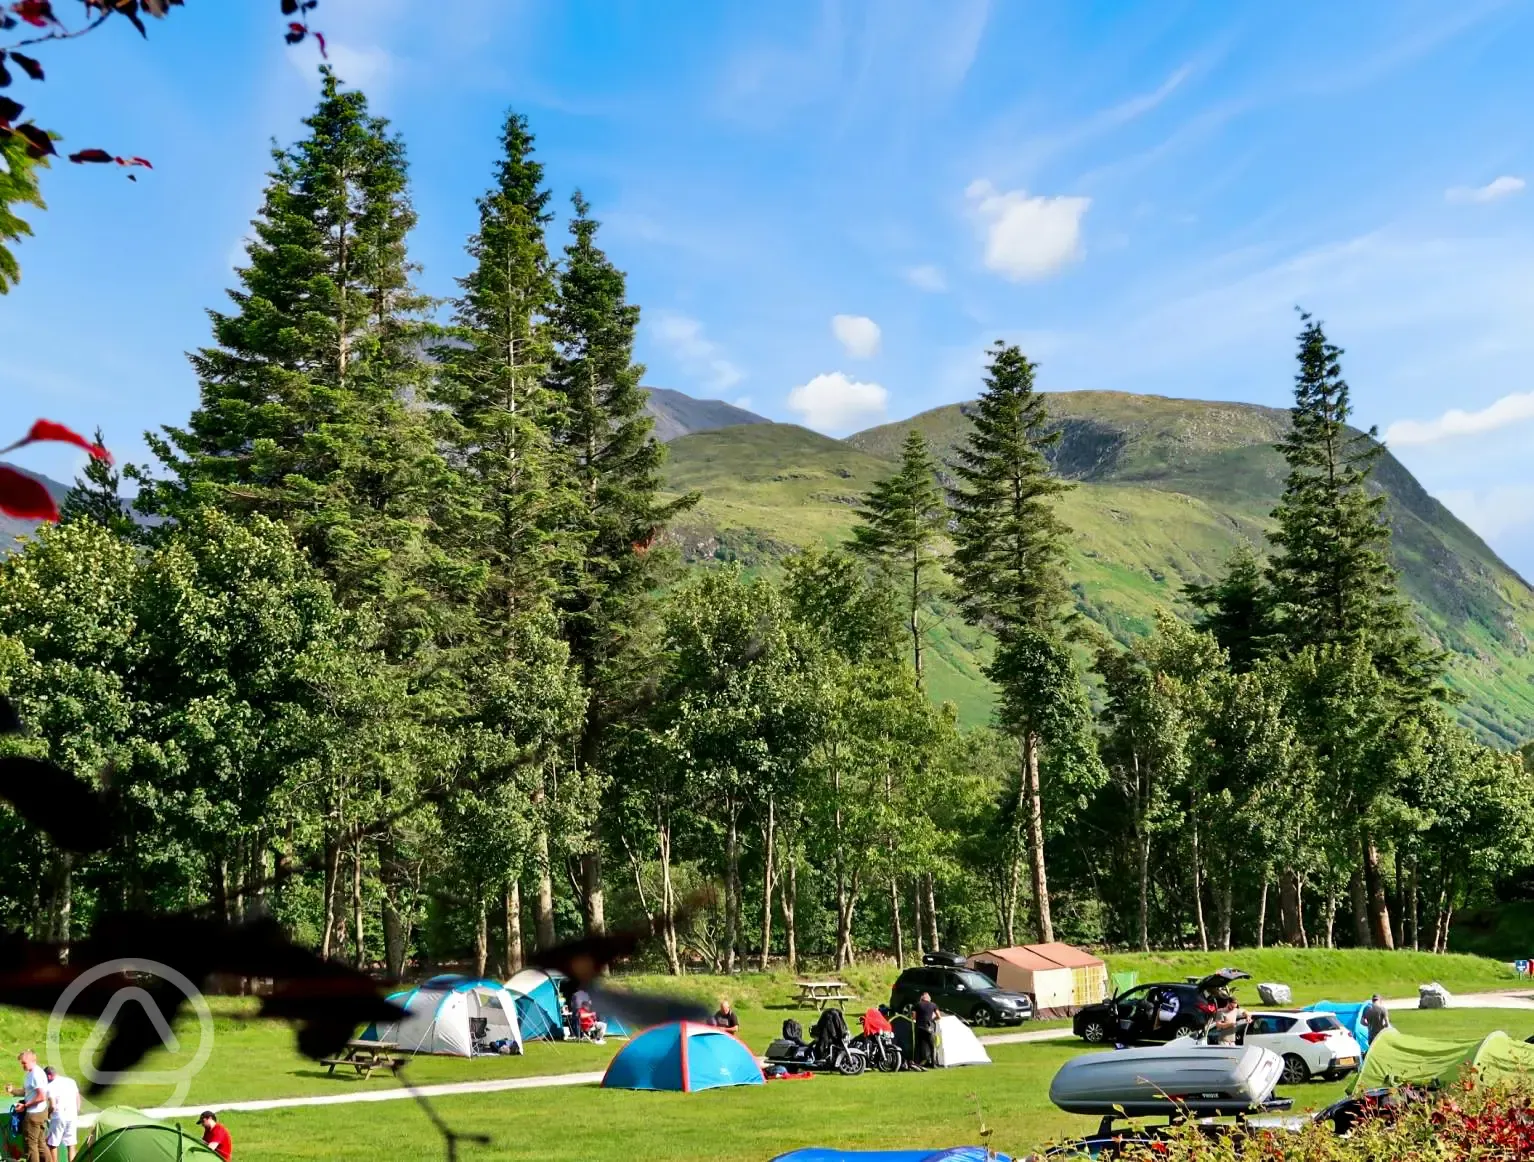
xmin=59 ymin=427 xmax=137 ymax=539
xmin=0 ymin=134 xmax=45 ymax=295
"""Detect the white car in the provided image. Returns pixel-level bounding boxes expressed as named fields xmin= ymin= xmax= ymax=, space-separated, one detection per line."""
xmin=1242 ymin=1010 xmax=1363 ymax=1084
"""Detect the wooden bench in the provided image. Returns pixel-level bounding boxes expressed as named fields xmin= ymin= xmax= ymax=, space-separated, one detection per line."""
xmin=794 ymin=980 xmax=858 ymax=1010
xmin=321 ymin=1038 xmax=406 ymax=1079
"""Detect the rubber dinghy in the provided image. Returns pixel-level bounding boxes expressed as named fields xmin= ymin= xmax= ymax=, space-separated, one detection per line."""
xmin=1049 ymin=1040 xmax=1288 ymax=1117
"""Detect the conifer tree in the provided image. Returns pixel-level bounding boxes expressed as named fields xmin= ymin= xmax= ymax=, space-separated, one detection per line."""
xmin=949 ymin=341 xmax=1093 ymax=944
xmin=546 ymin=192 xmax=698 ymax=933
xmin=141 ymin=68 xmax=444 ymax=625
xmin=60 ymin=428 xmax=136 ymax=539
xmin=1186 ymin=543 xmax=1275 ymax=673
xmin=850 ymin=429 xmax=946 ymax=685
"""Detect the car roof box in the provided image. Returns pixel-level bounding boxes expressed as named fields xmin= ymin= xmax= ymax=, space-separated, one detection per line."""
xmin=922 ymin=950 xmax=966 ymax=967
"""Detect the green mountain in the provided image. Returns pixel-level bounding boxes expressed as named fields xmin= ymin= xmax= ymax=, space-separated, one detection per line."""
xmin=660 ymin=392 xmax=1534 ymax=747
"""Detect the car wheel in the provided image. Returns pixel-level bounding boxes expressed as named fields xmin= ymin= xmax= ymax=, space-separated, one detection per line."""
xmin=1080 ymin=1019 xmax=1109 ymax=1044
xmin=1282 ymin=1053 xmax=1312 ymax=1085
xmin=1171 ymin=1022 xmax=1199 ymax=1041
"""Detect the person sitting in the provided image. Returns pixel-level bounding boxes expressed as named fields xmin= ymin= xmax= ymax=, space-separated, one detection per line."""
xmin=711 ymin=999 xmax=739 ymax=1031
xmin=575 ymin=1000 xmax=608 ymax=1044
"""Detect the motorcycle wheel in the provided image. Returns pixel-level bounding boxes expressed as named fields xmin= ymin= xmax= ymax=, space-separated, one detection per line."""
xmin=836 ymin=1049 xmax=867 ymax=1076
xmin=877 ymin=1046 xmax=903 ymax=1073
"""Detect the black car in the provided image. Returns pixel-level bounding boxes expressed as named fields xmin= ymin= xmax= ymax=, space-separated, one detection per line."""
xmin=1071 ymin=968 xmax=1250 ymax=1045
xmin=889 ymin=957 xmax=1034 ymax=1026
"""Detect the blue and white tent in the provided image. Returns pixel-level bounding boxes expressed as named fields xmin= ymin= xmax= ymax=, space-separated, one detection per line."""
xmin=770 ymin=1152 xmax=1011 ymax=1162
xmin=365 ymin=975 xmax=523 ymax=1057
xmin=506 ymin=968 xmax=568 ymax=1040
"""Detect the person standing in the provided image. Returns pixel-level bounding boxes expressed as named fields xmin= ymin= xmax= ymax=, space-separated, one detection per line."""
xmin=914 ymin=992 xmax=940 ymax=1069
xmin=197 ymin=1112 xmax=232 ymax=1161
xmin=8 ymin=1051 xmax=49 ymax=1162
xmin=1361 ymin=994 xmax=1391 ymax=1041
xmin=42 ymin=1067 xmax=78 ymax=1162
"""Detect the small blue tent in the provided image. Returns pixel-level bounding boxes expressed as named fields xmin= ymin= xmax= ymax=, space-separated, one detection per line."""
xmin=602 ymin=1021 xmax=764 ymax=1092
xmin=1304 ymin=1001 xmax=1373 ymax=1055
xmin=507 ymin=968 xmax=568 ymax=1040
xmin=770 ymin=1151 xmax=1012 ymax=1161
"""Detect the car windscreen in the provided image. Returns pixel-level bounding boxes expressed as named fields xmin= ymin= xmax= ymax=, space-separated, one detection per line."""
xmin=1306 ymin=1015 xmax=1343 ymax=1032
xmin=953 ymin=969 xmax=998 ymax=991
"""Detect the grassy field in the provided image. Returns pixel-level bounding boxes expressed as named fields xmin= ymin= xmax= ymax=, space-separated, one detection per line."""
xmin=661 ymin=394 xmax=1534 ymax=745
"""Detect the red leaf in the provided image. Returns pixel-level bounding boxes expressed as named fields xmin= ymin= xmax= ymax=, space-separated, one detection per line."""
xmin=10 ymin=2 xmax=53 ymax=29
xmin=124 ymin=156 xmax=152 ymax=168
xmin=14 ymin=122 xmax=52 ymax=158
xmin=9 ymin=53 xmax=41 ymax=81
xmin=0 ymin=95 xmax=21 ymax=125
xmin=68 ymin=148 xmax=112 ymax=164
xmin=313 ymin=30 xmax=326 ymax=58
xmin=0 ymin=466 xmax=58 ymax=523
xmin=0 ymin=419 xmax=112 ymax=462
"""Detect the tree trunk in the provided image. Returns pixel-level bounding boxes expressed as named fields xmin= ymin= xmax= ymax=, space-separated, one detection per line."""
xmin=474 ymin=896 xmax=489 ymax=978
xmin=1023 ymin=731 xmax=1053 ymax=943
xmin=890 ymin=876 xmax=905 ymax=968
xmin=910 ymin=553 xmax=923 ymax=688
xmin=1136 ymin=809 xmax=1151 ymax=953
xmin=1362 ymin=832 xmax=1394 ymax=950
xmin=1324 ymin=887 xmax=1339 ymax=949
xmin=581 ymin=851 xmax=606 ymax=939
xmin=352 ymin=842 xmax=367 ymax=969
xmin=48 ymin=856 xmax=72 ymax=964
xmin=504 ymin=881 xmax=524 ymax=977
xmin=759 ymin=797 xmax=775 ymax=973
xmin=925 ymin=873 xmax=939 ymax=950
xmin=1279 ymin=868 xmax=1306 ymax=947
xmin=837 ymin=876 xmax=859 ymax=967
xmin=1392 ymin=849 xmax=1405 ymax=949
xmin=534 ymin=824 xmax=556 ymax=950
xmin=247 ymin=837 xmax=269 ymax=921
xmin=1218 ymin=876 xmax=1233 ymax=951
xmin=1256 ymin=870 xmax=1269 ymax=949
xmin=321 ymin=835 xmax=342 ymax=961
xmin=1408 ymin=856 xmax=1420 ymax=951
xmin=658 ymin=814 xmax=681 ymax=975
xmin=780 ymin=845 xmax=798 ymax=976
xmin=1190 ymin=803 xmax=1208 ymax=952
xmin=913 ymin=886 xmax=926 ymax=958
xmin=724 ymin=794 xmax=741 ymax=974
xmin=1348 ymin=865 xmax=1368 ymax=947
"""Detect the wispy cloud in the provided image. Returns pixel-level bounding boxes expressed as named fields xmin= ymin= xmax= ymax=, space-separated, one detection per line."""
xmin=1386 ymin=391 xmax=1534 ymax=447
xmin=965 ymin=180 xmax=1090 ymax=280
xmin=787 ymin=372 xmax=888 ymax=433
xmin=1438 ymin=484 xmax=1534 ymax=540
xmin=1445 ymin=176 xmax=1525 ymax=204
xmin=903 ymin=264 xmax=948 ymax=292
xmin=832 ymin=314 xmax=882 ymax=359
xmin=649 ymin=312 xmax=744 ymax=393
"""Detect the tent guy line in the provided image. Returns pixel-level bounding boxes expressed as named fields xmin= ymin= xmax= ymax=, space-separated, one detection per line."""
xmin=74 ymin=990 xmax=1534 ymax=1127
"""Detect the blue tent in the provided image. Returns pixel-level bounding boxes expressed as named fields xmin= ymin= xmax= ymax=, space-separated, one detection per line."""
xmin=1304 ymin=1001 xmax=1373 ymax=1055
xmin=602 ymin=1021 xmax=764 ymax=1092
xmin=771 ymin=1152 xmax=1011 ymax=1162
xmin=363 ymin=976 xmax=522 ymax=1056
xmin=507 ymin=968 xmax=568 ymax=1040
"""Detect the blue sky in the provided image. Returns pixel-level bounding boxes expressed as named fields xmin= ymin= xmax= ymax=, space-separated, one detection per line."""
xmin=5 ymin=0 xmax=1534 ymax=574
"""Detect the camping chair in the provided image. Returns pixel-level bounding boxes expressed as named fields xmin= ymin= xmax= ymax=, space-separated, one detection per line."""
xmin=469 ymin=1016 xmax=491 ymax=1054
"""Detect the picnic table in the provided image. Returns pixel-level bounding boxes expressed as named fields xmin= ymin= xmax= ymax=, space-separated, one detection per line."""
xmin=794 ymin=979 xmax=858 ymax=1010
xmin=320 ymin=1038 xmax=407 ymax=1079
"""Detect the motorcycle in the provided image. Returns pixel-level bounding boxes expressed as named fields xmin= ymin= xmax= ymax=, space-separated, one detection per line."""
xmin=764 ymin=1017 xmax=868 ymax=1076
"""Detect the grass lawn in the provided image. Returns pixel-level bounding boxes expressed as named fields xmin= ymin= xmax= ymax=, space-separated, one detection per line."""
xmin=8 ymin=949 xmax=1526 ymax=1159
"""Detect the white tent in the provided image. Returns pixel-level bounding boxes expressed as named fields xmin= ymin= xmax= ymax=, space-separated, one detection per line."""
xmin=935 ymin=1013 xmax=991 ymax=1067
xmin=368 ymin=975 xmax=523 ymax=1057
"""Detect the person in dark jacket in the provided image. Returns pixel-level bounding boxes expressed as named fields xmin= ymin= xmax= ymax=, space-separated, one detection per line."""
xmin=914 ymin=992 xmax=940 ymax=1068
xmin=711 ymin=999 xmax=740 ymax=1031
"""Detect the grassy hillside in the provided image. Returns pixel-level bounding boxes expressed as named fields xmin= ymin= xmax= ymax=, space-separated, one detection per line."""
xmin=661 ymin=392 xmax=1534 ymax=745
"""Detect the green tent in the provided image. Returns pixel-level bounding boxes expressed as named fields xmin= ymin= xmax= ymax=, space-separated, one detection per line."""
xmin=1351 ymin=1027 xmax=1534 ymax=1094
xmin=74 ymin=1108 xmax=224 ymax=1162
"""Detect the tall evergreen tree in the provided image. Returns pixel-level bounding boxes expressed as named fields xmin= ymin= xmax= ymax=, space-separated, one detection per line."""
xmin=435 ymin=110 xmax=583 ymax=952
xmin=140 ymin=68 xmax=445 ymax=628
xmin=850 ymin=429 xmax=947 ymax=685
xmin=546 ymin=192 xmax=698 ymax=933
xmin=949 ymin=341 xmax=1094 ymax=944
xmin=60 ymin=428 xmax=136 ymax=539
xmin=1186 ymin=543 xmax=1275 ymax=673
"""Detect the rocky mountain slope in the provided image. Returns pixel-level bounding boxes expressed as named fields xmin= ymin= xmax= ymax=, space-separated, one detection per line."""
xmin=642 ymin=387 xmax=770 ymax=442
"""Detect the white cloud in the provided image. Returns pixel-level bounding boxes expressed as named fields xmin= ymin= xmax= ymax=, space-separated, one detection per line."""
xmin=786 ymin=372 xmax=888 ymax=434
xmin=831 ymin=314 xmax=881 ymax=359
xmin=965 ymin=179 xmax=1090 ymax=281
xmin=1385 ymin=391 xmax=1534 ymax=447
xmin=732 ymin=396 xmax=754 ymax=412
xmin=289 ymin=42 xmax=394 ymax=94
xmin=649 ymin=312 xmax=744 ymax=392
xmin=1445 ymin=176 xmax=1526 ymax=205
xmin=904 ymin=264 xmax=947 ymax=292
xmin=1438 ymin=485 xmax=1534 ymax=540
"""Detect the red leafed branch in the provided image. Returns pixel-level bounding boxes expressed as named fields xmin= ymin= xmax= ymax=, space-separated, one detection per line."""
xmin=0 ymin=419 xmax=111 ymax=522
xmin=0 ymin=1 xmax=324 ymax=175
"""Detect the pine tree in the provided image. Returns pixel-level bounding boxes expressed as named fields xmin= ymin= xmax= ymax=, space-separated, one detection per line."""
xmin=850 ymin=429 xmax=947 ymax=685
xmin=141 ymin=68 xmax=444 ymax=622
xmin=1186 ymin=543 xmax=1275 ymax=672
xmin=949 ymin=341 xmax=1092 ymax=944
xmin=546 ymin=191 xmax=699 ymax=934
xmin=435 ymin=110 xmax=585 ymax=952
xmin=60 ymin=428 xmax=136 ymax=539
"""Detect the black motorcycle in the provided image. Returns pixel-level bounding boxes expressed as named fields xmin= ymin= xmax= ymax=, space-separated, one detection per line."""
xmin=764 ymin=1015 xmax=867 ymax=1076
xmin=851 ymin=1029 xmax=903 ymax=1073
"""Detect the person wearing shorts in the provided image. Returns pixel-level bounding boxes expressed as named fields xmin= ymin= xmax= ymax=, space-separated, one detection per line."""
xmin=43 ymin=1067 xmax=78 ymax=1162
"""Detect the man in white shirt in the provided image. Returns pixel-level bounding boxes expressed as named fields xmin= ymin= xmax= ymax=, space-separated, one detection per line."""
xmin=43 ymin=1067 xmax=79 ymax=1162
xmin=8 ymin=1050 xmax=49 ymax=1162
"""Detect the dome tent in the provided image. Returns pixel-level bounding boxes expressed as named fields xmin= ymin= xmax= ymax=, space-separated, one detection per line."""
xmin=601 ymin=1021 xmax=763 ymax=1092
xmin=506 ymin=967 xmax=631 ymax=1039
xmin=1350 ymin=1027 xmax=1534 ymax=1094
xmin=771 ymin=1151 xmax=1012 ymax=1162
xmin=365 ymin=975 xmax=523 ymax=1056
xmin=73 ymin=1107 xmax=223 ymax=1162
xmin=891 ymin=1013 xmax=992 ymax=1067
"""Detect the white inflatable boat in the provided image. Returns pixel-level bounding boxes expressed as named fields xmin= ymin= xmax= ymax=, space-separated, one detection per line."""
xmin=1048 ymin=1039 xmax=1288 ymax=1117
